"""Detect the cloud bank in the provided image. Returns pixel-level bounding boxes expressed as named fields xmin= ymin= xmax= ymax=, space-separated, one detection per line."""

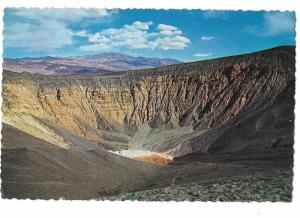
xmin=4 ymin=9 xmax=190 ymax=53
xmin=78 ymin=21 xmax=190 ymax=52
xmin=4 ymin=8 xmax=114 ymax=51
xmin=245 ymin=11 xmax=295 ymax=36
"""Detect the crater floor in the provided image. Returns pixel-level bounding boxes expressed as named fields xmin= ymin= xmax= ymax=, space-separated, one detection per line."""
xmin=109 ymin=149 xmax=173 ymax=164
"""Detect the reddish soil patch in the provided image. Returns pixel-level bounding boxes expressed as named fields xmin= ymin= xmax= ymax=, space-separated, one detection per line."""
xmin=134 ymin=154 xmax=172 ymax=165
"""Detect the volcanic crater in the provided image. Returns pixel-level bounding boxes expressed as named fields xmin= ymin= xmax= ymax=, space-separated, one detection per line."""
xmin=1 ymin=46 xmax=295 ymax=200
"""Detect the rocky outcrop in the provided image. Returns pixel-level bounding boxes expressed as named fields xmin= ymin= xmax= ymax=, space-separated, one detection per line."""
xmin=2 ymin=46 xmax=295 ymax=156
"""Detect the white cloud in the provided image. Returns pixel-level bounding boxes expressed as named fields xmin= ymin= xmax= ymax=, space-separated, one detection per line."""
xmin=157 ymin=24 xmax=183 ymax=35
xmin=151 ymin=36 xmax=190 ymax=50
xmin=74 ymin=30 xmax=90 ymax=37
xmin=9 ymin=8 xmax=114 ymax=24
xmin=194 ymin=53 xmax=213 ymax=57
xmin=4 ymin=21 xmax=73 ymax=50
xmin=202 ymin=10 xmax=229 ymax=20
xmin=4 ymin=8 xmax=114 ymax=51
xmin=264 ymin=12 xmax=295 ymax=35
xmin=157 ymin=24 xmax=178 ymax=31
xmin=245 ymin=12 xmax=295 ymax=36
xmin=201 ymin=36 xmax=215 ymax=41
xmin=80 ymin=43 xmax=111 ymax=52
xmin=79 ymin=21 xmax=190 ymax=52
xmin=128 ymin=21 xmax=153 ymax=30
xmin=80 ymin=21 xmax=152 ymax=51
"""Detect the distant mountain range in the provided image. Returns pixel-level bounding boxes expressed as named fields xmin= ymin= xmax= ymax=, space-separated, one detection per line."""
xmin=3 ymin=53 xmax=182 ymax=75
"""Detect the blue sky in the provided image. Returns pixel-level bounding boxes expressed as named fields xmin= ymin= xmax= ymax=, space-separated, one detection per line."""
xmin=3 ymin=9 xmax=296 ymax=61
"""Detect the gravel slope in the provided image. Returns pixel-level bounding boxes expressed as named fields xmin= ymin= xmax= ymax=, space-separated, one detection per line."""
xmin=100 ymin=170 xmax=293 ymax=201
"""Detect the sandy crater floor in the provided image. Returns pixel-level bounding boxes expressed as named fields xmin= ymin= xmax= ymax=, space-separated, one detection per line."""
xmin=109 ymin=149 xmax=173 ymax=164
